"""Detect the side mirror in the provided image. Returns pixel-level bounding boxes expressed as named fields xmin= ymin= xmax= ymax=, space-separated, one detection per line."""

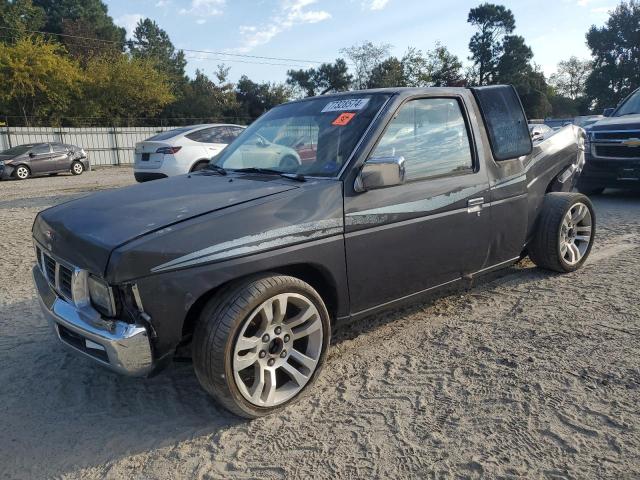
xmin=28 ymin=152 xmax=35 ymax=158
xmin=603 ymin=108 xmax=614 ymax=117
xmin=354 ymin=156 xmax=406 ymax=192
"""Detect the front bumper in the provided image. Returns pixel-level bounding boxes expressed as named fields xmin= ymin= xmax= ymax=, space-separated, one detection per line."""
xmin=579 ymin=152 xmax=640 ymax=189
xmin=33 ymin=265 xmax=154 ymax=376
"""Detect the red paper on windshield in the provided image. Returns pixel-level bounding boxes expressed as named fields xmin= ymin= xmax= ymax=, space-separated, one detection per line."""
xmin=332 ymin=112 xmax=356 ymax=126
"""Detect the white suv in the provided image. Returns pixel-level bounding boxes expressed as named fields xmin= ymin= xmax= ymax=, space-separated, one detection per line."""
xmin=133 ymin=124 xmax=245 ymax=182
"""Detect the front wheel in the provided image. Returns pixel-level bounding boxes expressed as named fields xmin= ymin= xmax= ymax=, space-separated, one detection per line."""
xmin=193 ymin=275 xmax=330 ymax=418
xmin=529 ymin=193 xmax=595 ymax=273
xmin=14 ymin=165 xmax=30 ymax=180
xmin=71 ymin=161 xmax=84 ymax=175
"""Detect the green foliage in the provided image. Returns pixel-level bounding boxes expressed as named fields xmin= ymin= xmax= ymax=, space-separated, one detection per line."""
xmin=0 ymin=36 xmax=81 ymax=124
xmin=128 ymin=18 xmax=187 ymax=89
xmin=0 ymin=0 xmax=45 ymax=41
xmin=79 ymin=53 xmax=174 ymax=119
xmin=367 ymin=57 xmax=406 ymax=88
xmin=236 ymin=76 xmax=292 ymax=119
xmin=467 ymin=3 xmax=515 ymax=85
xmin=549 ymin=56 xmax=592 ymax=100
xmin=585 ymin=1 xmax=640 ymax=110
xmin=287 ymin=58 xmax=352 ymax=97
xmin=426 ymin=43 xmax=464 ymax=87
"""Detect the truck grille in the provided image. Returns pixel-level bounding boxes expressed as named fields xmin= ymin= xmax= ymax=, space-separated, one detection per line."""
xmin=592 ymin=130 xmax=640 ymax=160
xmin=595 ymin=145 xmax=640 ymax=159
xmin=35 ymin=245 xmax=74 ymax=302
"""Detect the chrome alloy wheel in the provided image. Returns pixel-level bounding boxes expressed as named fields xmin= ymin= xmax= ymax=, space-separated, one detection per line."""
xmin=73 ymin=162 xmax=83 ymax=174
xmin=232 ymin=293 xmax=323 ymax=407
xmin=560 ymin=202 xmax=592 ymax=265
xmin=16 ymin=166 xmax=29 ymax=179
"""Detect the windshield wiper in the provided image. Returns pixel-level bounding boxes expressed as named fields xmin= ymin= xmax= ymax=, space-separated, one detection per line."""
xmin=204 ymin=164 xmax=228 ymax=176
xmin=231 ymin=167 xmax=306 ymax=182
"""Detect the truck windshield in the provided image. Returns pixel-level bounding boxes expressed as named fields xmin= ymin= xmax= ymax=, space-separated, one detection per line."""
xmin=615 ymin=89 xmax=640 ymax=116
xmin=214 ymin=93 xmax=390 ymax=177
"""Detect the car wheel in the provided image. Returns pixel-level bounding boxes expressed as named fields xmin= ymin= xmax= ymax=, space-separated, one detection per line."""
xmin=14 ymin=165 xmax=30 ymax=180
xmin=71 ymin=161 xmax=84 ymax=175
xmin=529 ymin=192 xmax=595 ymax=273
xmin=193 ymin=274 xmax=330 ymax=418
xmin=190 ymin=161 xmax=209 ymax=172
xmin=279 ymin=155 xmax=299 ymax=170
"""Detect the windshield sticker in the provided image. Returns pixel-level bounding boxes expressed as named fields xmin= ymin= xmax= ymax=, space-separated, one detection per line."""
xmin=332 ymin=112 xmax=356 ymax=126
xmin=321 ymin=98 xmax=370 ymax=113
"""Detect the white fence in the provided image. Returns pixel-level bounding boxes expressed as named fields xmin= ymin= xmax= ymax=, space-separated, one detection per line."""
xmin=0 ymin=126 xmax=179 ymax=167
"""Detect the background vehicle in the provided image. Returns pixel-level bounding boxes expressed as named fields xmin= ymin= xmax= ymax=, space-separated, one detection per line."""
xmin=133 ymin=124 xmax=245 ymax=182
xmin=222 ymin=134 xmax=302 ymax=170
xmin=529 ymin=124 xmax=554 ymax=142
xmin=579 ymin=87 xmax=640 ymax=195
xmin=33 ymin=86 xmax=591 ymax=418
xmin=0 ymin=143 xmax=88 ymax=180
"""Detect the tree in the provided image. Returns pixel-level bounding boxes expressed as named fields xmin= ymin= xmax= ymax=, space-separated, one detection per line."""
xmin=401 ymin=48 xmax=430 ymax=87
xmin=340 ymin=41 xmax=391 ymax=89
xmin=585 ymin=1 xmax=640 ymax=110
xmin=467 ymin=3 xmax=515 ymax=85
xmin=165 ymin=66 xmax=239 ymax=121
xmin=426 ymin=43 xmax=464 ymax=87
xmin=33 ymin=0 xmax=125 ymax=48
xmin=549 ymin=56 xmax=592 ymax=100
xmin=236 ymin=76 xmax=291 ymax=120
xmin=367 ymin=57 xmax=406 ymax=88
xmin=80 ymin=53 xmax=174 ymax=120
xmin=127 ymin=18 xmax=187 ymax=88
xmin=0 ymin=0 xmax=45 ymax=42
xmin=0 ymin=37 xmax=81 ymax=124
xmin=287 ymin=58 xmax=352 ymax=97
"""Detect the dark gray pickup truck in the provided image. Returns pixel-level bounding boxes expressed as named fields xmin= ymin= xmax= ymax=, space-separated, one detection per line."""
xmin=32 ymin=86 xmax=595 ymax=418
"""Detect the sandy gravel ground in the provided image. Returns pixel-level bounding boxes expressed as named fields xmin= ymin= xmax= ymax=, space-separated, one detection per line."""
xmin=0 ymin=168 xmax=639 ymax=479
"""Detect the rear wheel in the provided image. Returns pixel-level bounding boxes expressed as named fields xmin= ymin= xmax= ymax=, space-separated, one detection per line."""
xmin=193 ymin=274 xmax=330 ymax=418
xmin=14 ymin=165 xmax=30 ymax=180
xmin=279 ymin=155 xmax=299 ymax=171
xmin=71 ymin=161 xmax=84 ymax=175
xmin=529 ymin=193 xmax=595 ymax=273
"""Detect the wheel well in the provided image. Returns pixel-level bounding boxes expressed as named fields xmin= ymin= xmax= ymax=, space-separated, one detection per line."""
xmin=189 ymin=159 xmax=209 ymax=172
xmin=180 ymin=263 xmax=339 ymax=340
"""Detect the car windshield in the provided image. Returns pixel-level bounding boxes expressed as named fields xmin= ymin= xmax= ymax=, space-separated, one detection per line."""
xmin=615 ymin=89 xmax=640 ymax=116
xmin=0 ymin=145 xmax=32 ymax=156
xmin=147 ymin=128 xmax=193 ymax=141
xmin=214 ymin=93 xmax=391 ymax=177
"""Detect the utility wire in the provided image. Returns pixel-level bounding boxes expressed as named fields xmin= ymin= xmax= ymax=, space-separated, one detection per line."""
xmin=0 ymin=26 xmax=340 ymax=66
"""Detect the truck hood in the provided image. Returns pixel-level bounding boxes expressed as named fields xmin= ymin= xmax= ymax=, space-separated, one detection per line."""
xmin=588 ymin=114 xmax=640 ymax=131
xmin=33 ymin=173 xmax=298 ymax=275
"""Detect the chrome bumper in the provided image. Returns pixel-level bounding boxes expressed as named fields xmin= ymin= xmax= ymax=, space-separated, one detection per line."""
xmin=33 ymin=266 xmax=154 ymax=376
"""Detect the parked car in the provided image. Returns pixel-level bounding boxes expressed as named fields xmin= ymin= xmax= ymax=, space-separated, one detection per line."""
xmin=223 ymin=133 xmax=302 ymax=170
xmin=578 ymin=87 xmax=640 ymax=195
xmin=0 ymin=142 xmax=88 ymax=180
xmin=133 ymin=124 xmax=245 ymax=182
xmin=32 ymin=86 xmax=592 ymax=418
xmin=529 ymin=124 xmax=554 ymax=142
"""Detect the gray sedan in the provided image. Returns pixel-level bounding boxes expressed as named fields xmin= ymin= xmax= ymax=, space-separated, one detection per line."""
xmin=0 ymin=142 xmax=89 ymax=180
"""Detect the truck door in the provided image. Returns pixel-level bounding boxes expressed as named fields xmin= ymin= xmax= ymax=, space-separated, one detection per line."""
xmin=344 ymin=96 xmax=492 ymax=315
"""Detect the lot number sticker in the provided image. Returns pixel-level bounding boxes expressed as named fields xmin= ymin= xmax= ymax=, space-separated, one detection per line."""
xmin=321 ymin=98 xmax=370 ymax=113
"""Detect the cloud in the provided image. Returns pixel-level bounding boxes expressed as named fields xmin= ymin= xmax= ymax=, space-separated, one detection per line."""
xmin=155 ymin=0 xmax=170 ymax=6
xmin=362 ymin=0 xmax=390 ymax=10
xmin=591 ymin=5 xmax=612 ymax=14
xmin=179 ymin=0 xmax=225 ymax=17
xmin=115 ymin=13 xmax=143 ymax=38
xmin=235 ymin=0 xmax=331 ymax=52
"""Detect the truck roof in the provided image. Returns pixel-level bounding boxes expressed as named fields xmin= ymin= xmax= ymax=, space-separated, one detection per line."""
xmin=286 ymin=87 xmax=471 ymax=105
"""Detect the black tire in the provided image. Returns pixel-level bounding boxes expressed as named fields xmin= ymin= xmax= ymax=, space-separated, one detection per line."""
xmin=578 ymin=185 xmax=604 ymax=196
xmin=193 ymin=274 xmax=331 ymax=418
xmin=13 ymin=164 xmax=30 ymax=180
xmin=190 ymin=161 xmax=209 ymax=172
xmin=279 ymin=155 xmax=299 ymax=170
xmin=528 ymin=192 xmax=595 ymax=273
xmin=71 ymin=161 xmax=84 ymax=175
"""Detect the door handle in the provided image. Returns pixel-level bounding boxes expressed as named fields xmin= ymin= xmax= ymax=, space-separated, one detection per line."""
xmin=467 ymin=197 xmax=484 ymax=214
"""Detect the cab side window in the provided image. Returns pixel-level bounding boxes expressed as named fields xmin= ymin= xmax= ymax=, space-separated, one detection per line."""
xmin=371 ymin=98 xmax=473 ymax=181
xmin=31 ymin=144 xmax=51 ymax=155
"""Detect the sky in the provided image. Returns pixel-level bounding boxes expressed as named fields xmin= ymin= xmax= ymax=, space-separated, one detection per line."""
xmin=105 ymin=0 xmax=617 ymax=83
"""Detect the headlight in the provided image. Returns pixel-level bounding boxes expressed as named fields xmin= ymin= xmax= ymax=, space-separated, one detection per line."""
xmin=88 ymin=275 xmax=116 ymax=317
